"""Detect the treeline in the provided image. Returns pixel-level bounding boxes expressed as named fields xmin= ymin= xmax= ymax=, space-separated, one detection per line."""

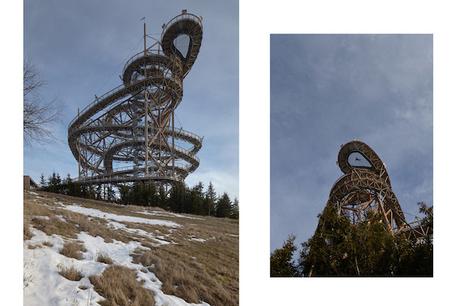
xmin=270 ymin=202 xmax=433 ymax=277
xmin=118 ymin=181 xmax=239 ymax=219
xmin=38 ymin=172 xmax=239 ymax=219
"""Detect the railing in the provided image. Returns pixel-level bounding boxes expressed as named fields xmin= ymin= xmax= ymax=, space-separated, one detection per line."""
xmin=68 ymin=83 xmax=125 ymax=129
xmin=172 ymin=127 xmax=201 ymax=142
xmin=122 ymin=47 xmax=164 ymax=77
xmin=161 ymin=11 xmax=203 ymax=39
xmin=74 ymin=162 xmax=189 ymax=183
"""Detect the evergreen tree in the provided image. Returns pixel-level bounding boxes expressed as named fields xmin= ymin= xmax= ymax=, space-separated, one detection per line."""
xmin=158 ymin=185 xmax=167 ymax=209
xmin=39 ymin=173 xmax=46 ymax=187
xmin=270 ymin=235 xmax=298 ymax=277
xmin=230 ymin=197 xmax=239 ymax=219
xmin=190 ymin=182 xmax=205 ymax=215
xmin=106 ymin=185 xmax=116 ymax=202
xmin=169 ymin=182 xmax=186 ymax=213
xmin=205 ymin=182 xmax=217 ymax=216
xmin=296 ymin=202 xmax=433 ymax=277
xmin=215 ymin=193 xmax=232 ymax=218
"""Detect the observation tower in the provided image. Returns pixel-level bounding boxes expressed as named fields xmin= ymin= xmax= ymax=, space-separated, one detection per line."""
xmin=320 ymin=140 xmax=430 ymax=238
xmin=67 ymin=10 xmax=203 ymax=190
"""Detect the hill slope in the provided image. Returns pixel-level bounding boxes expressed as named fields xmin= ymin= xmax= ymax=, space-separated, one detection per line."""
xmin=24 ymin=191 xmax=238 ymax=306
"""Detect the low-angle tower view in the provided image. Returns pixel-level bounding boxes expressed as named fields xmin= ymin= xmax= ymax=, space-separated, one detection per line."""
xmin=68 ymin=10 xmax=203 ymax=190
xmin=330 ymin=140 xmax=405 ymax=230
xmin=328 ymin=140 xmax=423 ymax=235
xmin=270 ymin=34 xmax=433 ymax=277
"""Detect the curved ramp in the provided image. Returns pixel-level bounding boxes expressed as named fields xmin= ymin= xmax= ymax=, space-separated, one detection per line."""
xmin=67 ymin=11 xmax=203 ymax=185
xmin=327 ymin=140 xmax=406 ymax=231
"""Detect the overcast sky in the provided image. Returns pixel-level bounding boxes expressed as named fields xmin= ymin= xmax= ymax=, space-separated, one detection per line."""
xmin=270 ymin=34 xmax=433 ymax=252
xmin=24 ymin=0 xmax=238 ymax=199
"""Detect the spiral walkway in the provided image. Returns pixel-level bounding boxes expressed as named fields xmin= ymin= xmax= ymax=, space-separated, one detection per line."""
xmin=327 ymin=140 xmax=406 ymax=232
xmin=68 ymin=10 xmax=203 ymax=185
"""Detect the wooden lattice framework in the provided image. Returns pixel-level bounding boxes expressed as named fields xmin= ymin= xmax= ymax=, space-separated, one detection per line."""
xmin=67 ymin=10 xmax=203 ymax=188
xmin=326 ymin=140 xmax=422 ymax=235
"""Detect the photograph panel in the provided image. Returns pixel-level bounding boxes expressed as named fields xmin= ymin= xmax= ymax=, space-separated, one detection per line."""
xmin=270 ymin=34 xmax=433 ymax=277
xmin=23 ymin=1 xmax=239 ymax=304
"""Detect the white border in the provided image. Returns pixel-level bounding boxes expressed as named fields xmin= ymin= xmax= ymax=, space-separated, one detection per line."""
xmin=2 ymin=0 xmax=460 ymax=304
xmin=0 ymin=0 xmax=24 ymax=303
xmin=241 ymin=0 xmax=460 ymax=305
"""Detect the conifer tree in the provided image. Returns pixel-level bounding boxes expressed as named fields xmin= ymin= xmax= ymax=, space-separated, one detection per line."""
xmin=216 ymin=193 xmax=232 ymax=218
xmin=270 ymin=235 xmax=298 ymax=277
xmin=295 ymin=202 xmax=433 ymax=277
xmin=230 ymin=198 xmax=239 ymax=219
xmin=39 ymin=173 xmax=46 ymax=187
xmin=205 ymin=182 xmax=217 ymax=216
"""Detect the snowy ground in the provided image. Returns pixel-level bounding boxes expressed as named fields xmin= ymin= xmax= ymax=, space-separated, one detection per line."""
xmin=23 ymin=191 xmax=223 ymax=306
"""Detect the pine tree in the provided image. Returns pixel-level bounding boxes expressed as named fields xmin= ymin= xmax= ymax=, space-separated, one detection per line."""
xmin=169 ymin=182 xmax=186 ymax=213
xmin=205 ymin=182 xmax=217 ymax=216
xmin=190 ymin=182 xmax=205 ymax=215
xmin=297 ymin=202 xmax=433 ymax=276
xmin=230 ymin=197 xmax=239 ymax=219
xmin=215 ymin=193 xmax=232 ymax=218
xmin=39 ymin=173 xmax=46 ymax=187
xmin=270 ymin=235 xmax=298 ymax=277
xmin=107 ymin=185 xmax=116 ymax=202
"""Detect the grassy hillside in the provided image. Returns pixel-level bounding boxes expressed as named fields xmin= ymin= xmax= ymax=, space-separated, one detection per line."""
xmin=24 ymin=191 xmax=238 ymax=306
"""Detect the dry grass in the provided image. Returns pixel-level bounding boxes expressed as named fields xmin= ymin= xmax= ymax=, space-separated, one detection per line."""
xmin=27 ymin=244 xmax=43 ymax=249
xmin=60 ymin=241 xmax=86 ymax=260
xmin=132 ymin=237 xmax=238 ymax=306
xmin=96 ymin=253 xmax=113 ymax=265
xmin=43 ymin=241 xmax=53 ymax=247
xmin=57 ymin=264 xmax=84 ymax=281
xmin=31 ymin=215 xmax=79 ymax=239
xmin=62 ymin=210 xmax=137 ymax=244
xmin=24 ymin=224 xmax=32 ymax=240
xmin=89 ymin=265 xmax=155 ymax=306
xmin=25 ymin=193 xmax=133 ymax=244
xmin=25 ymin=191 xmax=239 ymax=305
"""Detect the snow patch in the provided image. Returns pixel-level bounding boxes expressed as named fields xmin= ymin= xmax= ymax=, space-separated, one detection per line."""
xmin=138 ymin=209 xmax=204 ymax=220
xmin=62 ymin=204 xmax=181 ymax=228
xmin=107 ymin=221 xmax=172 ymax=246
xmin=32 ymin=216 xmax=50 ymax=221
xmin=188 ymin=237 xmax=206 ymax=243
xmin=25 ymin=229 xmax=209 ymax=306
xmin=77 ymin=232 xmax=209 ymax=306
xmin=24 ymin=229 xmax=104 ymax=306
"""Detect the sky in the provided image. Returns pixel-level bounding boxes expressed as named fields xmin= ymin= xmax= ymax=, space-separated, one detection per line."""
xmin=270 ymin=35 xmax=433 ymax=252
xmin=23 ymin=0 xmax=239 ymax=200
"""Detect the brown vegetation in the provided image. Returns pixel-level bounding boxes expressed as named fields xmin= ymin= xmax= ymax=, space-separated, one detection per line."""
xmin=96 ymin=253 xmax=113 ymax=265
xmin=25 ymin=191 xmax=239 ymax=305
xmin=132 ymin=236 xmax=238 ymax=306
xmin=57 ymin=264 xmax=83 ymax=281
xmin=60 ymin=241 xmax=86 ymax=260
xmin=89 ymin=265 xmax=155 ymax=306
xmin=24 ymin=224 xmax=32 ymax=240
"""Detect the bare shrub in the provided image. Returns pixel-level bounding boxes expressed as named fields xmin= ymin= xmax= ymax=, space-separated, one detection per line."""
xmin=60 ymin=241 xmax=86 ymax=259
xmin=23 ymin=62 xmax=60 ymax=144
xmin=24 ymin=224 xmax=32 ymax=241
xmin=42 ymin=241 xmax=53 ymax=247
xmin=57 ymin=264 xmax=83 ymax=281
xmin=96 ymin=253 xmax=113 ymax=265
xmin=31 ymin=215 xmax=78 ymax=239
xmin=89 ymin=265 xmax=154 ymax=306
